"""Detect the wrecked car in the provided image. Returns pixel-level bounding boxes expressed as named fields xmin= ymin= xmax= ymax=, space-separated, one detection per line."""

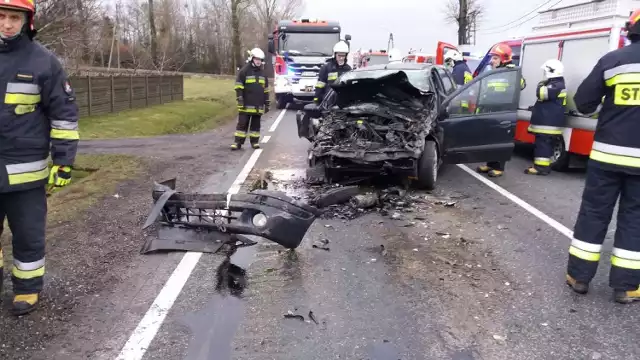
xmin=296 ymin=63 xmax=523 ymax=190
xmin=140 ymin=179 xmax=320 ymax=253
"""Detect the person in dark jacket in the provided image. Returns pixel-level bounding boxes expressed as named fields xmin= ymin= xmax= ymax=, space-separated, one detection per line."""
xmin=524 ymin=59 xmax=567 ymax=176
xmin=476 ymin=42 xmax=526 ymax=178
xmin=231 ymin=47 xmax=270 ymax=150
xmin=0 ymin=0 xmax=79 ymax=315
xmin=565 ymin=9 xmax=640 ymax=304
xmin=445 ymin=49 xmax=472 ymax=86
xmin=314 ymin=40 xmax=352 ymax=105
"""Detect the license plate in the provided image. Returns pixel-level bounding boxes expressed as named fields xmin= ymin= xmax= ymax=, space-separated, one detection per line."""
xmin=305 ymin=86 xmax=314 ymax=92
xmin=302 ymin=71 xmax=316 ymax=77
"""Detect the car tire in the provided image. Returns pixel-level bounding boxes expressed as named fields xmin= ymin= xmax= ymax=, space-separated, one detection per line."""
xmin=276 ymin=95 xmax=288 ymax=109
xmin=550 ymin=135 xmax=570 ymax=172
xmin=416 ymin=140 xmax=438 ymax=190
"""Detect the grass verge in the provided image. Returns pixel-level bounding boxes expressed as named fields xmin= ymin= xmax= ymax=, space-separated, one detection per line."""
xmin=1 ymin=154 xmax=144 ymax=248
xmin=79 ymin=77 xmax=237 ymax=139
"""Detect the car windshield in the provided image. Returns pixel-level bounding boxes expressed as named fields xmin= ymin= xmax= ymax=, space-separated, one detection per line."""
xmin=339 ymin=69 xmax=431 ymax=92
xmin=279 ymin=32 xmax=341 ymax=56
xmin=465 ymin=59 xmax=481 ymax=73
xmin=367 ymin=55 xmax=388 ymax=65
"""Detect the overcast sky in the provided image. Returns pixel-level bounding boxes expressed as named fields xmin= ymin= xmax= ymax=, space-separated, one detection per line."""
xmin=300 ymin=0 xmax=588 ymax=54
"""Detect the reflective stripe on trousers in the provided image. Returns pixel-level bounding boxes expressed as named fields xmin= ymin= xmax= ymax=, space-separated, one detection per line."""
xmin=5 ymin=159 xmax=49 ymax=185
xmin=528 ymin=124 xmax=563 ymax=135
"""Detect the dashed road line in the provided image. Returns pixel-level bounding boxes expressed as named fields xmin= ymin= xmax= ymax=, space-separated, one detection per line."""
xmin=261 ymin=135 xmax=271 ymax=143
xmin=268 ymin=107 xmax=288 ymax=132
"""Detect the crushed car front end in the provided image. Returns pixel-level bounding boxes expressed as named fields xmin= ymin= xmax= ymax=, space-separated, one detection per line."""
xmin=299 ymin=69 xmax=438 ymax=182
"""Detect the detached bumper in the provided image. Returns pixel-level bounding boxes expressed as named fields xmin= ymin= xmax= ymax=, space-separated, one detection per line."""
xmin=141 ymin=179 xmax=320 ymax=254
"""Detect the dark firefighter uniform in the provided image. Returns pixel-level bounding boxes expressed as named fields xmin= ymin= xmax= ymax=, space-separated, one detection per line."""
xmin=525 ymin=77 xmax=567 ymax=175
xmin=451 ymin=60 xmax=473 ymax=86
xmin=0 ymin=36 xmax=79 ymax=314
xmin=566 ymin=19 xmax=640 ymax=303
xmin=314 ymin=59 xmax=351 ymax=105
xmin=232 ymin=62 xmax=269 ymax=149
xmin=477 ymin=62 xmax=526 ymax=177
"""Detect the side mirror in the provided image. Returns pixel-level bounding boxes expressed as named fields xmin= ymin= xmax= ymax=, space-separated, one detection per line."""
xmin=345 ymin=34 xmax=352 ymax=41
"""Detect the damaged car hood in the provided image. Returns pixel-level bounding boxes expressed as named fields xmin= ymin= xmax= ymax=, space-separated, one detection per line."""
xmin=311 ymin=70 xmax=437 ymax=163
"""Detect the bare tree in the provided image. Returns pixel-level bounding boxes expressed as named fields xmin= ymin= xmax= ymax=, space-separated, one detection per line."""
xmin=444 ymin=0 xmax=484 ymax=45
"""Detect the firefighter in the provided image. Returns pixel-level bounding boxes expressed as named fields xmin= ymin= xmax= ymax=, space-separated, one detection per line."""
xmin=314 ymin=41 xmax=352 ymax=105
xmin=565 ymin=9 xmax=640 ymax=304
xmin=476 ymin=43 xmax=526 ymax=177
xmin=0 ymin=0 xmax=79 ymax=316
xmin=524 ymin=59 xmax=567 ymax=176
xmin=445 ymin=50 xmax=473 ymax=85
xmin=231 ymin=47 xmax=270 ymax=150
xmin=388 ymin=48 xmax=403 ymax=64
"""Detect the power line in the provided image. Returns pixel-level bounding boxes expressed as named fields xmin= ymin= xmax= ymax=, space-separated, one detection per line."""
xmin=476 ymin=0 xmax=563 ymax=32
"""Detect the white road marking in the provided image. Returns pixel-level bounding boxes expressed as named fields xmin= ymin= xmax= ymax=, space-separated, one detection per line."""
xmin=116 ymin=149 xmax=265 ymax=360
xmin=456 ymin=164 xmax=574 ymax=240
xmin=268 ymin=108 xmax=288 ymax=132
xmin=261 ymin=135 xmax=271 ymax=143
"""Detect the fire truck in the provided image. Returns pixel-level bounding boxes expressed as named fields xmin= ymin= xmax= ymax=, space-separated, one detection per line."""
xmin=267 ymin=19 xmax=351 ymax=109
xmin=460 ymin=0 xmax=637 ymax=170
xmin=358 ymin=49 xmax=389 ymax=67
xmin=402 ymin=42 xmax=461 ymax=64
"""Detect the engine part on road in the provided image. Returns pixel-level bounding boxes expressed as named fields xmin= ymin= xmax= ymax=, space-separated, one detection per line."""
xmin=141 ymin=178 xmax=320 ymax=253
xmin=350 ymin=193 xmax=379 ymax=209
xmin=311 ymin=185 xmax=359 ymax=207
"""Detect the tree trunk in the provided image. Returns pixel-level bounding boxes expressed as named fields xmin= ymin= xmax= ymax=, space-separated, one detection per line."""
xmin=457 ymin=0 xmax=468 ymax=45
xmin=148 ymin=0 xmax=158 ymax=66
xmin=231 ymin=0 xmax=242 ymax=72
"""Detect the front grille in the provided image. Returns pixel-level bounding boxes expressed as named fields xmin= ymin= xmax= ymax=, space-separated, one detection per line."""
xmin=288 ymin=63 xmax=323 ymax=78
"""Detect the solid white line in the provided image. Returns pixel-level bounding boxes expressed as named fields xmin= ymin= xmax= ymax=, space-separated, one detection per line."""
xmin=268 ymin=108 xmax=287 ymax=132
xmin=262 ymin=135 xmax=271 ymax=143
xmin=456 ymin=164 xmax=574 ymax=240
xmin=116 ymin=150 xmax=264 ymax=360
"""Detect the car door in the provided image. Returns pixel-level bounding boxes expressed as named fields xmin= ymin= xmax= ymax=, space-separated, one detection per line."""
xmin=429 ymin=68 xmax=448 ymax=104
xmin=437 ymin=67 xmax=521 ymax=164
xmin=435 ymin=67 xmax=457 ymax=94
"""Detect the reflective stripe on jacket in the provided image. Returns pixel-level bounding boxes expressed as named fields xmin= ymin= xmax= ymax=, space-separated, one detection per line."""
xmin=529 ymin=77 xmax=567 ymax=135
xmin=235 ymin=63 xmax=269 ymax=114
xmin=314 ymin=59 xmax=351 ymax=104
xmin=0 ymin=36 xmax=80 ymax=193
xmin=574 ymin=41 xmax=640 ymax=173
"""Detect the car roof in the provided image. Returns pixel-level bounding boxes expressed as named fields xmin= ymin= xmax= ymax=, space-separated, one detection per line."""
xmin=355 ymin=63 xmax=434 ymax=71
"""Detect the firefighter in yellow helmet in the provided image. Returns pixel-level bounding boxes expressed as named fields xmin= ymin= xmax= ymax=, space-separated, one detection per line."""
xmin=565 ymin=9 xmax=640 ymax=304
xmin=0 ymin=0 xmax=80 ymax=315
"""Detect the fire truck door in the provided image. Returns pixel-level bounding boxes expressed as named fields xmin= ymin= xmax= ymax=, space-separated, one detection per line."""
xmin=519 ymin=40 xmax=561 ymax=111
xmin=436 ymin=41 xmax=458 ymax=65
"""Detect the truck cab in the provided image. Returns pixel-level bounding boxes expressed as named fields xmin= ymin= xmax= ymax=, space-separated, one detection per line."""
xmin=267 ymin=19 xmax=351 ymax=109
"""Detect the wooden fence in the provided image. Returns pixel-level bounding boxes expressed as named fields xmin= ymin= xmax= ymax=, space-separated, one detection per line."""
xmin=68 ymin=75 xmax=184 ymax=117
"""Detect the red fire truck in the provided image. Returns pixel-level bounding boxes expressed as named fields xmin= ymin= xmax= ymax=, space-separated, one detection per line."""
xmin=267 ymin=19 xmax=351 ymax=109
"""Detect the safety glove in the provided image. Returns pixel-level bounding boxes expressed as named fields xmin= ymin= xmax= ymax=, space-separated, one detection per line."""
xmin=49 ymin=165 xmax=72 ymax=187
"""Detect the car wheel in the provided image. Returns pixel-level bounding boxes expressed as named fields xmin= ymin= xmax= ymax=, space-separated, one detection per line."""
xmin=276 ymin=95 xmax=288 ymax=109
xmin=550 ymin=135 xmax=570 ymax=172
xmin=416 ymin=140 xmax=438 ymax=190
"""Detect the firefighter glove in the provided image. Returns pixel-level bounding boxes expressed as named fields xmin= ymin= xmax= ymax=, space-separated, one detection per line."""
xmin=49 ymin=165 xmax=72 ymax=187
xmin=237 ymin=96 xmax=244 ymax=109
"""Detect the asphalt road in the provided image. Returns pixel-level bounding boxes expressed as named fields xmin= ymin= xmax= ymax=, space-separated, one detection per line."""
xmin=121 ymin=108 xmax=638 ymax=360
xmin=4 ymin=106 xmax=637 ymax=359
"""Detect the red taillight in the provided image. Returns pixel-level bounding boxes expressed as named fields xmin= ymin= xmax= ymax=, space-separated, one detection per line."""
xmin=275 ymin=56 xmax=286 ymax=75
xmin=619 ymin=34 xmax=626 ymax=48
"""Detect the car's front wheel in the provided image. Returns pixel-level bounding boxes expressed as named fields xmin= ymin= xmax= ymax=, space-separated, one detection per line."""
xmin=276 ymin=94 xmax=288 ymax=109
xmin=416 ymin=140 xmax=438 ymax=190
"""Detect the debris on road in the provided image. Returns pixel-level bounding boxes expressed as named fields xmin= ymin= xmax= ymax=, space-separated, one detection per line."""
xmin=140 ymin=178 xmax=320 ymax=253
xmin=283 ymin=312 xmax=305 ymax=322
xmin=308 ymin=311 xmax=319 ymax=325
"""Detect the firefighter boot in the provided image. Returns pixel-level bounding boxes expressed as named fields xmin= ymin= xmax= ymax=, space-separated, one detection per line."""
xmin=230 ymin=143 xmax=241 ymax=151
xmin=476 ymin=165 xmax=491 ymax=174
xmin=524 ymin=166 xmax=550 ymax=176
xmin=11 ymin=293 xmax=39 ymax=316
xmin=487 ymin=170 xmax=504 ymax=178
xmin=566 ymin=274 xmax=589 ymax=294
xmin=614 ymin=286 xmax=640 ymax=304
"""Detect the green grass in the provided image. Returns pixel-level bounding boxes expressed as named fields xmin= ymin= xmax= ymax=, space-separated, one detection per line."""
xmin=79 ymin=77 xmax=237 ymax=139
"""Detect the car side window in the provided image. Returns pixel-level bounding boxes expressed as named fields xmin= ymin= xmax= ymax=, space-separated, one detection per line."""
xmin=446 ymin=69 xmax=519 ymax=116
xmin=430 ymin=70 xmax=445 ymax=94
xmin=436 ymin=68 xmax=455 ymax=94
